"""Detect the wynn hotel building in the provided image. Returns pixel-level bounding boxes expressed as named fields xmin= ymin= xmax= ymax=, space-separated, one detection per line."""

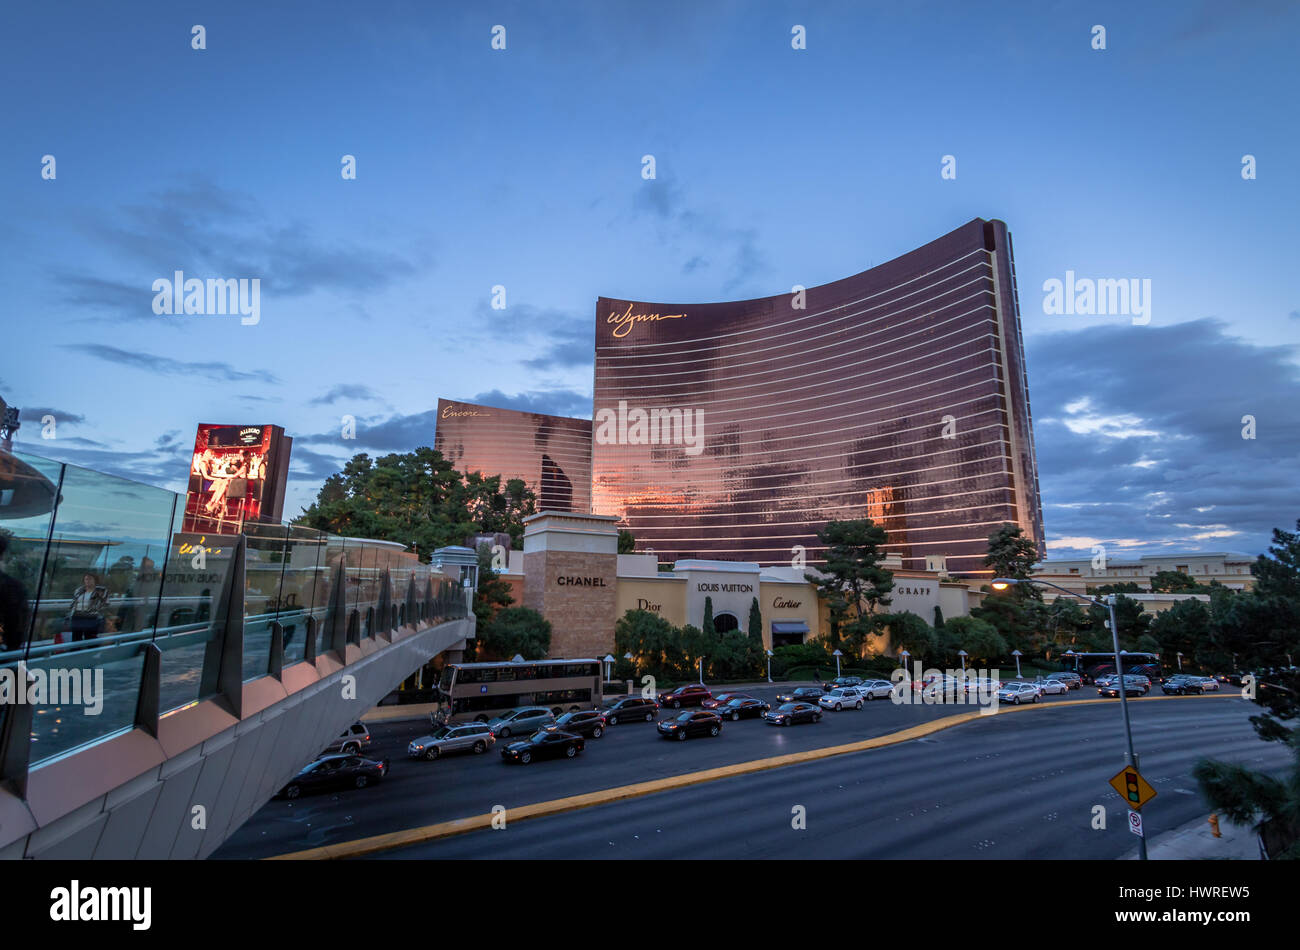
xmin=589 ymin=218 xmax=1045 ymax=577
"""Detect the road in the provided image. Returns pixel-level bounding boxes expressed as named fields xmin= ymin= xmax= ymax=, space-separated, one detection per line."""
xmin=214 ymin=685 xmax=1283 ymax=859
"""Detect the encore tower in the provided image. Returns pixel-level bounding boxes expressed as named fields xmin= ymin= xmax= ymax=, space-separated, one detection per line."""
xmin=590 ymin=218 xmax=1044 ymax=576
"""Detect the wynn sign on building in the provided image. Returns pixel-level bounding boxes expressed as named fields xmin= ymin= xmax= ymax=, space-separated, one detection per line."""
xmin=590 ymin=218 xmax=1045 ymax=576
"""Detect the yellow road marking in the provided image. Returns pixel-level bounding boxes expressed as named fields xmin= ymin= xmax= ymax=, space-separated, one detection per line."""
xmin=267 ymin=691 xmax=1233 ymax=860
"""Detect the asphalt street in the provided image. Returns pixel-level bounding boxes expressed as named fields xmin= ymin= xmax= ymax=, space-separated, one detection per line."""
xmin=213 ymin=684 xmax=1278 ymax=860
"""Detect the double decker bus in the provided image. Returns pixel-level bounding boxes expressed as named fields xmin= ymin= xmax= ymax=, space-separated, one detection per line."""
xmin=435 ymin=658 xmax=604 ymax=722
xmin=1060 ymin=651 xmax=1161 ymax=684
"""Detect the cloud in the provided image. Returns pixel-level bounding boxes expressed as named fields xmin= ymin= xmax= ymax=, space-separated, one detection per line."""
xmin=61 ymin=344 xmax=279 ymax=384
xmin=61 ymin=177 xmax=429 ymax=320
xmin=467 ymin=389 xmax=592 ymax=419
xmin=1029 ymin=318 xmax=1299 ymax=560
xmin=17 ymin=406 xmax=86 ymax=426
xmin=309 ymin=384 xmax=381 ymax=406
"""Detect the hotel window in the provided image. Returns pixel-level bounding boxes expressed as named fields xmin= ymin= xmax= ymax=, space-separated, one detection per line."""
xmin=1176 ymin=565 xmax=1189 ymax=573
xmin=1068 ymin=568 xmax=1079 ymax=575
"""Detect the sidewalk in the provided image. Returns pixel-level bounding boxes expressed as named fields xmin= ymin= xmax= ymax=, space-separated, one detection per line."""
xmin=1126 ymin=813 xmax=1261 ymax=860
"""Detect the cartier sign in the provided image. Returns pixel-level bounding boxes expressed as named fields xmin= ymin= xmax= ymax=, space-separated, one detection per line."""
xmin=772 ymin=597 xmax=802 ymax=609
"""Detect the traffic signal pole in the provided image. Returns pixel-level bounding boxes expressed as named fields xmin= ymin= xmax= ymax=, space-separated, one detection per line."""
xmin=1106 ymin=594 xmax=1147 ymax=860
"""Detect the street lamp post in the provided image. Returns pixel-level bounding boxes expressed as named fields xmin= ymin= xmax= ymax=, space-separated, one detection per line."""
xmin=1011 ymin=649 xmax=1022 ymax=678
xmin=1176 ymin=651 xmax=1183 ymax=672
xmin=766 ymin=648 xmax=774 ymax=683
xmin=698 ymin=656 xmax=706 ymax=685
xmin=993 ymin=576 xmax=1147 ymax=860
xmin=957 ymin=649 xmax=968 ymax=672
xmin=833 ymin=649 xmax=843 ymax=678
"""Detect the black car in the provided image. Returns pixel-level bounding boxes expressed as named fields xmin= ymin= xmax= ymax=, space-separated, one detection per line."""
xmin=1160 ymin=675 xmax=1204 ymax=695
xmin=548 ymin=710 xmax=607 ymax=738
xmin=701 ymin=692 xmax=753 ymax=710
xmin=827 ymin=676 xmax=864 ymax=691
xmin=500 ymin=729 xmax=585 ymax=764
xmin=717 ymin=697 xmax=770 ymax=720
xmin=657 ymin=709 xmax=723 ymax=740
xmin=775 ymin=686 xmax=824 ymax=704
xmin=763 ymin=702 xmax=822 ymax=726
xmin=598 ymin=696 xmax=660 ymax=724
xmin=278 ymin=754 xmax=388 ymax=799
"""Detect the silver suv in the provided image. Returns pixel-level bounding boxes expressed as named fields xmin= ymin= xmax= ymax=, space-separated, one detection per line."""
xmin=321 ymin=721 xmax=371 ymax=756
xmin=487 ymin=706 xmax=555 ymax=739
xmin=407 ymin=722 xmax=495 ymax=760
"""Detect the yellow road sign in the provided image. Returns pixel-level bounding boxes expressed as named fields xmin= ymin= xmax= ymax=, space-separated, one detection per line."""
xmin=1109 ymin=766 xmax=1157 ymax=809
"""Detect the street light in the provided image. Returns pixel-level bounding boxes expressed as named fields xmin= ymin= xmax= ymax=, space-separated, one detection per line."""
xmin=1176 ymin=651 xmax=1184 ymax=672
xmin=992 ymin=576 xmax=1147 ymax=860
xmin=1011 ymin=649 xmax=1022 ymax=678
xmin=957 ymin=649 xmax=968 ymax=672
xmin=900 ymin=649 xmax=911 ymax=687
xmin=698 ymin=656 xmax=706 ymax=685
xmin=603 ymin=654 xmax=615 ymax=682
xmin=832 ymin=649 xmax=843 ymax=678
xmin=766 ymin=648 xmax=774 ymax=683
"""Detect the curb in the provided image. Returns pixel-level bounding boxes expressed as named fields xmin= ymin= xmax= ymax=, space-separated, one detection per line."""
xmin=267 ymin=691 xmax=1234 ymax=860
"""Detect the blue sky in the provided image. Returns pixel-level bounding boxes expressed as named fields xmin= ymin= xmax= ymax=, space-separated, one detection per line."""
xmin=2 ymin=0 xmax=1297 ymax=560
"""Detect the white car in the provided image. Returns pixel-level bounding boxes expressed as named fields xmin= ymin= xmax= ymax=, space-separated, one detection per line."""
xmin=921 ymin=676 xmax=967 ymax=700
xmin=1198 ymin=677 xmax=1220 ymax=691
xmin=818 ymin=687 xmax=864 ymax=711
xmin=997 ymin=682 xmax=1040 ymax=704
xmin=962 ymin=677 xmax=1003 ymax=697
xmin=1036 ymin=679 xmax=1070 ymax=695
xmin=858 ymin=679 xmax=896 ymax=700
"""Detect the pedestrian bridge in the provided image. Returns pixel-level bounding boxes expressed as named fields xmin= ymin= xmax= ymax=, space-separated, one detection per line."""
xmin=0 ymin=450 xmax=474 ymax=859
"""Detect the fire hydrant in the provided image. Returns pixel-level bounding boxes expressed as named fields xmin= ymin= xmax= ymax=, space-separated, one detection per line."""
xmin=1208 ymin=813 xmax=1222 ymax=838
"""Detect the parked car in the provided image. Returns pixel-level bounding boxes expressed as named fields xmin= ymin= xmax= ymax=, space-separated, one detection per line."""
xmin=717 ymin=697 xmax=770 ymax=720
xmin=407 ymin=722 xmax=495 ymax=760
xmin=1036 ymin=679 xmax=1070 ymax=696
xmin=1099 ymin=675 xmax=1150 ymax=698
xmin=657 ymin=709 xmax=723 ymax=741
xmin=763 ymin=702 xmax=822 ymax=725
xmin=997 ymin=682 xmax=1040 ymax=705
xmin=1198 ymin=676 xmax=1220 ymax=691
xmin=548 ymin=710 xmax=607 ymax=738
xmin=657 ymin=684 xmax=713 ymax=709
xmin=775 ymin=686 xmax=825 ymax=704
xmin=487 ymin=706 xmax=555 ymax=739
xmin=598 ymin=696 xmax=660 ymax=724
xmin=1045 ymin=672 xmax=1082 ymax=689
xmin=859 ymin=679 xmax=897 ymax=700
xmin=961 ymin=677 xmax=1003 ymax=697
xmin=278 ymin=754 xmax=388 ymax=799
xmin=321 ymin=721 xmax=371 ymax=757
xmin=500 ymin=729 xmax=585 ymax=764
xmin=818 ymin=687 xmax=864 ymax=711
xmin=702 ymin=692 xmax=753 ymax=710
xmin=827 ymin=676 xmax=865 ymax=691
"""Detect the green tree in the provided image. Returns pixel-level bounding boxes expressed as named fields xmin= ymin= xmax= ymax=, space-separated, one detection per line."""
xmin=748 ymin=597 xmax=763 ymax=645
xmin=614 ymin=609 xmax=678 ymax=680
xmin=1086 ymin=593 xmax=1151 ymax=649
xmin=702 ymin=596 xmax=716 ymax=638
xmin=886 ymin=611 xmax=936 ymax=662
xmin=1150 ymin=570 xmax=1202 ymax=593
xmin=1090 ymin=581 xmax=1144 ymax=595
xmin=972 ymin=524 xmax=1046 ymax=654
xmin=296 ymin=447 xmax=537 ymax=557
xmin=478 ymin=606 xmax=551 ymax=660
xmin=618 ymin=530 xmax=636 ymax=554
xmin=938 ymin=615 xmax=1007 ymax=667
xmin=1043 ymin=595 xmax=1091 ymax=656
xmin=1150 ymin=598 xmax=1211 ymax=669
xmin=806 ymin=519 xmax=894 ymax=655
xmin=933 ymin=604 xmax=944 ymax=629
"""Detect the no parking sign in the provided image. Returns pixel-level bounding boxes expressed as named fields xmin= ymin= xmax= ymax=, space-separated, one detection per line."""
xmin=1128 ymin=810 xmax=1144 ymax=837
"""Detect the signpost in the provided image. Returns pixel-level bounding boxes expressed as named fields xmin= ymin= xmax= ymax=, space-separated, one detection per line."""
xmin=1109 ymin=765 xmax=1158 ymax=810
xmin=1128 ymin=810 xmax=1144 ymax=838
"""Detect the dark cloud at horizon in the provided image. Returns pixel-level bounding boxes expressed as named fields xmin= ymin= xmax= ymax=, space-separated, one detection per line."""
xmin=1025 ymin=318 xmax=1300 ymax=560
xmin=61 ymin=344 xmax=279 ymax=384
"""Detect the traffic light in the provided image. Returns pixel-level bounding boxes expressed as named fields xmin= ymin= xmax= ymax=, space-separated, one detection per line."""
xmin=1125 ymin=771 xmax=1140 ymax=804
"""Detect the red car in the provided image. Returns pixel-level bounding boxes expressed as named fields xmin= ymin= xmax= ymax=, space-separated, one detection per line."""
xmin=656 ymin=684 xmax=713 ymax=709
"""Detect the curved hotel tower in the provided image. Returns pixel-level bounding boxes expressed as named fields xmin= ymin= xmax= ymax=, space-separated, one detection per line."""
xmin=434 ymin=398 xmax=592 ymax=513
xmin=591 ymin=218 xmax=1044 ymax=576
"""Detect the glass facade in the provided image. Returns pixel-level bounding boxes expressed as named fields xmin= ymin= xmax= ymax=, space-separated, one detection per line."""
xmin=433 ymin=398 xmax=592 ymax=513
xmin=0 ymin=449 xmax=465 ymax=766
xmin=591 ymin=218 xmax=1045 ymax=575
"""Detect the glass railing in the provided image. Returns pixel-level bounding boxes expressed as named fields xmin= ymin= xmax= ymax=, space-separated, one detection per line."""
xmin=0 ymin=449 xmax=467 ymax=768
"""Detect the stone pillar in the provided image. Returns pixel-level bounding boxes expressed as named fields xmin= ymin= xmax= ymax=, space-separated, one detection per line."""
xmin=522 ymin=511 xmax=620 ymax=658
